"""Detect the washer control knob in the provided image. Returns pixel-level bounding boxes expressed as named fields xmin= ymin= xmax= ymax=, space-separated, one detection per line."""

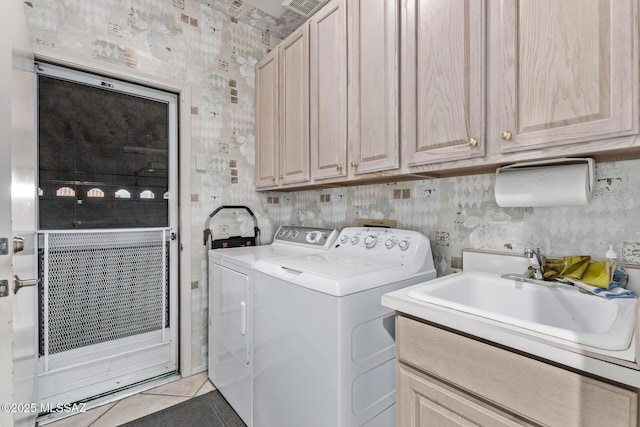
xmin=279 ymin=228 xmax=288 ymax=237
xmin=364 ymin=235 xmax=378 ymax=249
xmin=306 ymin=231 xmax=320 ymax=243
xmin=350 ymin=236 xmax=359 ymax=245
xmin=340 ymin=234 xmax=349 ymax=244
xmin=291 ymin=230 xmax=299 ymax=238
xmin=284 ymin=229 xmax=292 ymax=238
xmin=398 ymin=240 xmax=409 ymax=251
xmin=385 ymin=239 xmax=395 ymax=249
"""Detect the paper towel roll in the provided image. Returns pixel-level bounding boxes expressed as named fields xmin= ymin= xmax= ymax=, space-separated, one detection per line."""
xmin=495 ymin=162 xmax=592 ymax=207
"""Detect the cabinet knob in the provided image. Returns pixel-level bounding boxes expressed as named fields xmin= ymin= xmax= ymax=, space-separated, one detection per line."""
xmin=501 ymin=131 xmax=513 ymax=141
xmin=468 ymin=138 xmax=478 ymax=148
xmin=351 ymin=161 xmax=359 ymax=168
xmin=271 ymin=176 xmax=276 ymax=182
xmin=336 ymin=163 xmax=343 ymax=171
xmin=279 ymin=175 xmax=284 ymax=180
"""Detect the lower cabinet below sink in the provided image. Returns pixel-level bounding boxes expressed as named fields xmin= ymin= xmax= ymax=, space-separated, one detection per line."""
xmin=396 ymin=315 xmax=638 ymax=427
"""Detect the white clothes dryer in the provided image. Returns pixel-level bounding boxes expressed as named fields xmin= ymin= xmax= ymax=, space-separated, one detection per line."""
xmin=252 ymin=227 xmax=437 ymax=427
xmin=208 ymin=225 xmax=338 ymax=426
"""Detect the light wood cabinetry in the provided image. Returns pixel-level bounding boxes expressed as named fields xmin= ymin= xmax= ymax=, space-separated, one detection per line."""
xmin=495 ymin=0 xmax=637 ymax=153
xmin=310 ymin=0 xmax=348 ymax=180
xmin=398 ymin=365 xmax=532 ymax=427
xmin=401 ymin=0 xmax=485 ymax=166
xmin=256 ymin=0 xmax=639 ymax=191
xmin=255 ymin=25 xmax=310 ymax=189
xmin=255 ymin=49 xmax=279 ymax=189
xmin=279 ymin=25 xmax=310 ymax=186
xmin=396 ymin=315 xmax=638 ymax=427
xmin=348 ymin=0 xmax=399 ymax=175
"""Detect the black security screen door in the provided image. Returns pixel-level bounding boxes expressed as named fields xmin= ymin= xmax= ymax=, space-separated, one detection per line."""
xmin=35 ymin=62 xmax=178 ymax=407
xmin=38 ymin=74 xmax=169 ymax=229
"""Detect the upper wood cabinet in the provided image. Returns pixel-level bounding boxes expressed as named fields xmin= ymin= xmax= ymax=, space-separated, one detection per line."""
xmin=310 ymin=0 xmax=348 ymax=180
xmin=255 ymin=25 xmax=310 ymax=189
xmin=495 ymin=0 xmax=637 ymax=153
xmin=279 ymin=25 xmax=311 ymax=186
xmin=348 ymin=0 xmax=400 ymax=175
xmin=255 ymin=49 xmax=279 ymax=189
xmin=256 ymin=0 xmax=640 ymax=191
xmin=401 ymin=0 xmax=485 ymax=167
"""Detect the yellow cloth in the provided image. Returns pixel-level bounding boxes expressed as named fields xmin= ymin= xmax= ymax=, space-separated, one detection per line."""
xmin=533 ymin=256 xmax=610 ymax=289
xmin=542 ymin=258 xmax=564 ymax=279
xmin=581 ymin=261 xmax=609 ymax=288
xmin=558 ymin=256 xmax=591 ymax=280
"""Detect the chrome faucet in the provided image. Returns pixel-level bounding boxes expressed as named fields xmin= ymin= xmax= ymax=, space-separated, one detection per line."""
xmin=524 ymin=248 xmax=544 ymax=280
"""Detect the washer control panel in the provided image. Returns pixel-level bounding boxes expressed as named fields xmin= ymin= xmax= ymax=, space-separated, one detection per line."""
xmin=331 ymin=227 xmax=434 ymax=273
xmin=337 ymin=228 xmax=413 ymax=252
xmin=274 ymin=226 xmax=339 ymax=249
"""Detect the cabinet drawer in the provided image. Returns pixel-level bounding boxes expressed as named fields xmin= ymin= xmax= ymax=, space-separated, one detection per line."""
xmin=398 ymin=364 xmax=533 ymax=427
xmin=397 ymin=315 xmax=638 ymax=427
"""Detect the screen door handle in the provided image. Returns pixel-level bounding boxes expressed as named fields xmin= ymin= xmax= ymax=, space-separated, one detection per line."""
xmin=14 ymin=275 xmax=39 ymax=294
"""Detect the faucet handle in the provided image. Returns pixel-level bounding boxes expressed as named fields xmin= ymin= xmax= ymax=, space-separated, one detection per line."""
xmin=524 ymin=248 xmax=544 ymax=280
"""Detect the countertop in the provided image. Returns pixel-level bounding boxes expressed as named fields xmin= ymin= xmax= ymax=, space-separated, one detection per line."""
xmin=382 ymin=250 xmax=640 ymax=388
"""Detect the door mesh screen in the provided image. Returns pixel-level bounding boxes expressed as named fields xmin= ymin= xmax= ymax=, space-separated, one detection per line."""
xmin=39 ymin=229 xmax=170 ymax=357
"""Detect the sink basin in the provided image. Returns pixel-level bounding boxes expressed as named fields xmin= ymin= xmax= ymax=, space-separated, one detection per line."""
xmin=407 ymin=271 xmax=638 ymax=350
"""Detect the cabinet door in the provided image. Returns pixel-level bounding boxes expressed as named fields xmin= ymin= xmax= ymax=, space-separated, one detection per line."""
xmin=310 ymin=0 xmax=348 ymax=180
xmin=398 ymin=365 xmax=531 ymax=427
xmin=280 ymin=24 xmax=310 ymax=186
xmin=398 ymin=315 xmax=639 ymax=427
xmin=255 ymin=49 xmax=279 ymax=189
xmin=401 ymin=0 xmax=485 ymax=166
xmin=497 ymin=0 xmax=637 ymax=153
xmin=348 ymin=0 xmax=399 ymax=174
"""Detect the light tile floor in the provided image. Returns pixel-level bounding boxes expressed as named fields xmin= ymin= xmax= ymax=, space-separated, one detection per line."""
xmin=43 ymin=372 xmax=215 ymax=427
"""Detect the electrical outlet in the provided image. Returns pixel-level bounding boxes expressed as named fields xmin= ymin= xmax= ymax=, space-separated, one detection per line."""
xmin=332 ymin=188 xmax=346 ymax=203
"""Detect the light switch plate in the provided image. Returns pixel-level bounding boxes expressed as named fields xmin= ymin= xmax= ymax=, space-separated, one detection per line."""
xmin=195 ymin=154 xmax=207 ymax=172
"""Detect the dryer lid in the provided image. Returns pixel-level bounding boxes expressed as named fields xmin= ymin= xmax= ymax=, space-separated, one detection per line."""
xmin=269 ymin=252 xmax=401 ymax=280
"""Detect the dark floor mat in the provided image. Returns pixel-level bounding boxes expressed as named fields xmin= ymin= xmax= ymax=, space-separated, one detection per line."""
xmin=120 ymin=391 xmax=246 ymax=427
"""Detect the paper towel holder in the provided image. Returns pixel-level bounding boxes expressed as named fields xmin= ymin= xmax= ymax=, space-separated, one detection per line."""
xmin=494 ymin=157 xmax=595 ymax=207
xmin=496 ymin=157 xmax=595 ymax=192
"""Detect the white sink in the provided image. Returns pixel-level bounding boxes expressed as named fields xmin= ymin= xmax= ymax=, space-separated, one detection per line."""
xmin=407 ymin=271 xmax=638 ymax=351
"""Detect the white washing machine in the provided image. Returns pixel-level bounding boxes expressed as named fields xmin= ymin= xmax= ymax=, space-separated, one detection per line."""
xmin=208 ymin=225 xmax=338 ymax=426
xmin=252 ymin=227 xmax=436 ymax=427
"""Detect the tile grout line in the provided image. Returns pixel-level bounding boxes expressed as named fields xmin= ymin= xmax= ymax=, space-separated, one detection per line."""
xmin=87 ymin=401 xmax=118 ymax=427
xmin=140 ymin=375 xmax=209 ymax=398
xmin=192 ymin=378 xmax=210 ymax=397
xmin=83 ymin=375 xmax=210 ymax=426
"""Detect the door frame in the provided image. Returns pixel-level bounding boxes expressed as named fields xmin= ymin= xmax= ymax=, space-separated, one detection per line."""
xmin=31 ymin=46 xmax=194 ymax=377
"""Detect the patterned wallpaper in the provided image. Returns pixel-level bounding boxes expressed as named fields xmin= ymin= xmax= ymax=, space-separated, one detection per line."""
xmin=23 ymin=0 xmax=640 ymax=373
xmin=285 ymin=160 xmax=640 ymax=275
